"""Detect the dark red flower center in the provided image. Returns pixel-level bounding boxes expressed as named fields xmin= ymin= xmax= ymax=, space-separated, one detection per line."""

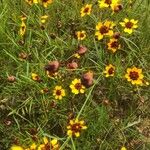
xmin=105 ymin=0 xmax=112 ymax=5
xmin=108 ymin=67 xmax=114 ymax=75
xmin=42 ymin=143 xmax=54 ymax=150
xmin=83 ymin=7 xmax=90 ymax=13
xmin=129 ymin=71 xmax=139 ymax=80
xmin=79 ymin=33 xmax=85 ymax=38
xmin=110 ymin=41 xmax=119 ymax=49
xmin=71 ymin=123 xmax=82 ymax=133
xmin=125 ymin=22 xmax=133 ymax=29
xmin=42 ymin=0 xmax=49 ymax=2
xmin=100 ymin=25 xmax=109 ymax=34
xmin=56 ymin=90 xmax=62 ymax=96
xmin=75 ymin=83 xmax=82 ymax=90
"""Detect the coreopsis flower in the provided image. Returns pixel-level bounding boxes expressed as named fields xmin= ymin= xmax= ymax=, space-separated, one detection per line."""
xmin=98 ymin=0 xmax=119 ymax=8
xmin=20 ymin=15 xmax=27 ymax=21
xmin=38 ymin=137 xmax=59 ymax=150
xmin=125 ymin=67 xmax=144 ymax=85
xmin=25 ymin=0 xmax=38 ymax=5
xmin=40 ymin=88 xmax=49 ymax=94
xmin=53 ymin=86 xmax=66 ymax=100
xmin=26 ymin=143 xmax=36 ymax=150
xmin=76 ymin=31 xmax=86 ymax=40
xmin=107 ymin=38 xmax=121 ymax=53
xmin=121 ymin=146 xmax=127 ymax=150
xmin=67 ymin=119 xmax=87 ymax=137
xmin=19 ymin=21 xmax=26 ymax=36
xmin=11 ymin=145 xmax=23 ymax=150
xmin=31 ymin=73 xmax=41 ymax=82
xmin=95 ymin=21 xmax=115 ymax=40
xmin=73 ymin=53 xmax=81 ymax=59
xmin=70 ymin=78 xmax=85 ymax=94
xmin=111 ymin=3 xmax=123 ymax=13
xmin=80 ymin=4 xmax=92 ymax=17
xmin=103 ymin=64 xmax=115 ymax=77
xmin=41 ymin=0 xmax=53 ymax=8
xmin=120 ymin=18 xmax=138 ymax=34
xmin=40 ymin=15 xmax=48 ymax=24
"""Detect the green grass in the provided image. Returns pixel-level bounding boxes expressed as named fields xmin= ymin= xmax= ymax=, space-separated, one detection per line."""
xmin=0 ymin=0 xmax=150 ymax=150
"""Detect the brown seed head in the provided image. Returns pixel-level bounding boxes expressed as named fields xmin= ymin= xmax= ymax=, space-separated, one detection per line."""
xmin=77 ymin=45 xmax=88 ymax=55
xmin=67 ymin=62 xmax=78 ymax=69
xmin=81 ymin=71 xmax=94 ymax=88
xmin=45 ymin=60 xmax=60 ymax=72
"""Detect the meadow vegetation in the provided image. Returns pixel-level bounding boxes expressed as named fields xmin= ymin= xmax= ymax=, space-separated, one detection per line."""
xmin=0 ymin=0 xmax=150 ymax=150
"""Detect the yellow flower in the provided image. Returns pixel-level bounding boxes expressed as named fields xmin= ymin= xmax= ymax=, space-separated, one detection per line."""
xmin=76 ymin=31 xmax=86 ymax=40
xmin=67 ymin=119 xmax=87 ymax=137
xmin=25 ymin=0 xmax=38 ymax=5
xmin=103 ymin=64 xmax=115 ymax=77
xmin=20 ymin=15 xmax=27 ymax=21
xmin=41 ymin=0 xmax=53 ymax=8
xmin=31 ymin=73 xmax=41 ymax=81
xmin=98 ymin=0 xmax=119 ymax=8
xmin=30 ymin=143 xmax=36 ymax=150
xmin=40 ymin=88 xmax=49 ymax=94
xmin=80 ymin=4 xmax=92 ymax=17
xmin=120 ymin=18 xmax=138 ymax=34
xmin=40 ymin=15 xmax=48 ymax=24
xmin=53 ymin=86 xmax=66 ymax=100
xmin=11 ymin=146 xmax=23 ymax=150
xmin=25 ymin=143 xmax=36 ymax=150
xmin=95 ymin=21 xmax=115 ymax=40
xmin=74 ymin=53 xmax=81 ymax=59
xmin=19 ymin=21 xmax=26 ymax=36
xmin=107 ymin=38 xmax=121 ymax=53
xmin=38 ymin=137 xmax=59 ymax=150
xmin=111 ymin=3 xmax=123 ymax=13
xmin=121 ymin=146 xmax=127 ymax=150
xmin=125 ymin=67 xmax=144 ymax=85
xmin=70 ymin=78 xmax=85 ymax=94
xmin=46 ymin=71 xmax=58 ymax=78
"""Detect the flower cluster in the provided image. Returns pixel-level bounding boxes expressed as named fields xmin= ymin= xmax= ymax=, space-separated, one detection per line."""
xmin=25 ymin=0 xmax=53 ymax=7
xmin=67 ymin=119 xmax=87 ymax=137
xmin=11 ymin=137 xmax=59 ymax=150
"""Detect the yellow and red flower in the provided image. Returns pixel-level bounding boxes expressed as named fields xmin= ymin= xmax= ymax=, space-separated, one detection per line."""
xmin=80 ymin=4 xmax=92 ymax=17
xmin=25 ymin=143 xmax=37 ymax=150
xmin=107 ymin=38 xmax=121 ymax=53
xmin=40 ymin=88 xmax=49 ymax=94
xmin=95 ymin=21 xmax=115 ymax=40
xmin=98 ymin=0 xmax=119 ymax=8
xmin=53 ymin=86 xmax=66 ymax=100
xmin=67 ymin=119 xmax=87 ymax=137
xmin=103 ymin=64 xmax=115 ymax=77
xmin=41 ymin=0 xmax=53 ymax=8
xmin=38 ymin=137 xmax=59 ymax=150
xmin=19 ymin=21 xmax=26 ymax=36
xmin=31 ymin=73 xmax=41 ymax=82
xmin=70 ymin=78 xmax=85 ymax=94
xmin=76 ymin=31 xmax=86 ymax=40
xmin=125 ymin=67 xmax=144 ymax=85
xmin=121 ymin=146 xmax=127 ymax=150
xmin=11 ymin=146 xmax=23 ymax=150
xmin=120 ymin=18 xmax=138 ymax=34
xmin=111 ymin=3 xmax=123 ymax=13
xmin=40 ymin=15 xmax=48 ymax=24
xmin=25 ymin=0 xmax=38 ymax=5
